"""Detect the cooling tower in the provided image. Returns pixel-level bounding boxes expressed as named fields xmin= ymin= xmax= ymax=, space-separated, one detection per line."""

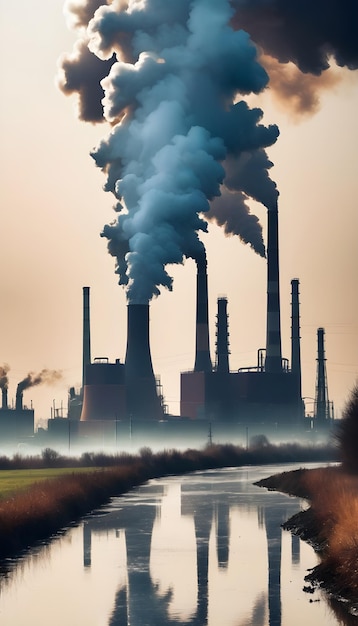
xmin=194 ymin=255 xmax=212 ymax=373
xmin=125 ymin=303 xmax=163 ymax=419
xmin=265 ymin=205 xmax=282 ymax=373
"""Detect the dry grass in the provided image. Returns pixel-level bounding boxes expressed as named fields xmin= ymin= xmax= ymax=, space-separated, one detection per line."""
xmin=261 ymin=463 xmax=358 ymax=612
xmin=336 ymin=383 xmax=358 ymax=473
xmin=302 ymin=467 xmax=358 ymax=601
xmin=0 ymin=463 xmax=146 ymax=557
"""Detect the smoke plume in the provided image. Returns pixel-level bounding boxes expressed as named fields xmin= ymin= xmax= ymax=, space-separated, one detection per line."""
xmin=231 ymin=0 xmax=358 ymax=74
xmin=16 ymin=370 xmax=63 ymax=395
xmin=60 ymin=0 xmax=281 ymax=302
xmin=59 ymin=1 xmax=356 ymax=303
xmin=0 ymin=364 xmax=10 ymax=390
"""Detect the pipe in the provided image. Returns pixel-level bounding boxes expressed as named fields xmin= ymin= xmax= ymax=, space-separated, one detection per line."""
xmin=194 ymin=255 xmax=212 ymax=373
xmin=265 ymin=205 xmax=282 ymax=373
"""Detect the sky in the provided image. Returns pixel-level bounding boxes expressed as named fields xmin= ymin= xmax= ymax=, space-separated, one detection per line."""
xmin=0 ymin=0 xmax=357 ymax=426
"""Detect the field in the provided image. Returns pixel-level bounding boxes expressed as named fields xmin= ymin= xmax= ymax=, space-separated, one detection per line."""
xmin=0 ymin=467 xmax=97 ymax=500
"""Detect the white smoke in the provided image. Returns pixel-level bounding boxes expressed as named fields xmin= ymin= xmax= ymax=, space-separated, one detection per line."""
xmin=60 ymin=0 xmax=280 ymax=302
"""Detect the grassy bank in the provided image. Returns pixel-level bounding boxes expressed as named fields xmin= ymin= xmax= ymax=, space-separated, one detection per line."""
xmin=0 ymin=467 xmax=98 ymax=500
xmin=256 ymin=466 xmax=358 ymax=617
xmin=0 ymin=441 xmax=336 ymax=559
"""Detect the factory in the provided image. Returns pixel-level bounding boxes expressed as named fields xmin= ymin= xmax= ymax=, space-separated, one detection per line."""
xmin=45 ymin=202 xmax=333 ymax=448
xmin=0 ymin=380 xmax=34 ymax=443
xmin=0 ymin=203 xmax=334 ymax=449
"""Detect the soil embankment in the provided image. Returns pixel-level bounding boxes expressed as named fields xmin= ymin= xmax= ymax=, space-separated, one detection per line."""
xmin=256 ymin=465 xmax=358 ymax=619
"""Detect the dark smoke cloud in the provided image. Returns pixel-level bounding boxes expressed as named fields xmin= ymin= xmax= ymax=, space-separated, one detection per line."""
xmin=231 ymin=0 xmax=358 ymax=75
xmin=207 ymin=189 xmax=265 ymax=256
xmin=0 ymin=364 xmax=10 ymax=390
xmin=16 ymin=370 xmax=63 ymax=395
xmin=58 ymin=40 xmax=115 ymax=122
xmin=60 ymin=0 xmax=280 ymax=303
xmin=260 ymin=55 xmax=342 ymax=118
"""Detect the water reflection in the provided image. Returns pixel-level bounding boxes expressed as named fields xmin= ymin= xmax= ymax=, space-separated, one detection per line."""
xmin=0 ymin=466 xmax=339 ymax=626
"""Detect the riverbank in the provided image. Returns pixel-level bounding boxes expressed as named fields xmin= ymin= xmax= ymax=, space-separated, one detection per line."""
xmin=256 ymin=465 xmax=358 ymax=619
xmin=0 ymin=442 xmax=336 ymax=560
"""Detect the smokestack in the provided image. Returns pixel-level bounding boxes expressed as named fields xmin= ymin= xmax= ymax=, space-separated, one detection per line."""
xmin=2 ymin=387 xmax=8 ymax=410
xmin=314 ymin=327 xmax=332 ymax=421
xmin=194 ymin=255 xmax=212 ymax=373
xmin=215 ymin=297 xmax=230 ymax=373
xmin=265 ymin=205 xmax=282 ymax=373
xmin=82 ymin=286 xmax=91 ymax=391
xmin=291 ymin=279 xmax=302 ymax=398
xmin=16 ymin=388 xmax=23 ymax=412
xmin=125 ymin=304 xmax=162 ymax=419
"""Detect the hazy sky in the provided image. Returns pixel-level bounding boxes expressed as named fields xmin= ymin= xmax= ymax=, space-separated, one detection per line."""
xmin=0 ymin=1 xmax=357 ymax=424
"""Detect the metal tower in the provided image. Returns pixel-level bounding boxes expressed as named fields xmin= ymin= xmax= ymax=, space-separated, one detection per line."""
xmin=314 ymin=327 xmax=333 ymax=421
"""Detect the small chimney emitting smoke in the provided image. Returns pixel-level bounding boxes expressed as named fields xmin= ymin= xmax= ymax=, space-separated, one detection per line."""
xmin=0 ymin=364 xmax=10 ymax=410
xmin=16 ymin=370 xmax=62 ymax=412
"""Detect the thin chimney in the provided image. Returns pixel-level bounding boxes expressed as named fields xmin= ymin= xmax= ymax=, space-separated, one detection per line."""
xmin=16 ymin=388 xmax=23 ymax=412
xmin=265 ymin=204 xmax=282 ymax=373
xmin=291 ymin=279 xmax=302 ymax=398
xmin=82 ymin=286 xmax=91 ymax=392
xmin=215 ymin=297 xmax=230 ymax=373
xmin=2 ymin=387 xmax=8 ymax=410
xmin=194 ymin=255 xmax=212 ymax=373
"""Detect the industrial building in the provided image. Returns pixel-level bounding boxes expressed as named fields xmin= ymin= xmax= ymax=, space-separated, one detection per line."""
xmin=54 ymin=202 xmax=333 ymax=447
xmin=1 ymin=202 xmax=334 ymax=448
xmin=0 ymin=384 xmax=34 ymax=442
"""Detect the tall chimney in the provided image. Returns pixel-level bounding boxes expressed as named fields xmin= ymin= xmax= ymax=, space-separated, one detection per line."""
xmin=82 ymin=286 xmax=91 ymax=392
xmin=265 ymin=205 xmax=282 ymax=373
xmin=125 ymin=303 xmax=162 ymax=419
xmin=291 ymin=279 xmax=302 ymax=398
xmin=215 ymin=297 xmax=230 ymax=373
xmin=194 ymin=255 xmax=212 ymax=373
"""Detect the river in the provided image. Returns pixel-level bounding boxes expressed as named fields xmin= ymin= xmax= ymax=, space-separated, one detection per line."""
xmin=0 ymin=464 xmax=340 ymax=625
